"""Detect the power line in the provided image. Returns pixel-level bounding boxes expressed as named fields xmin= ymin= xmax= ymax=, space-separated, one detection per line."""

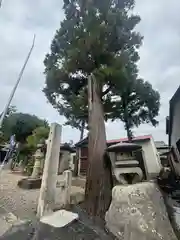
xmin=0 ymin=34 xmax=36 ymax=129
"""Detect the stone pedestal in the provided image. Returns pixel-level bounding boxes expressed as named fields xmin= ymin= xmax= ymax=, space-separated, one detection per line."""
xmin=18 ymin=145 xmax=44 ymax=190
xmin=105 ymin=182 xmax=177 ymax=240
xmin=18 ymin=178 xmax=42 ymax=189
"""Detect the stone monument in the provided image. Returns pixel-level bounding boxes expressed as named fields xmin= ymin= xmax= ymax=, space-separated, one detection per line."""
xmin=105 ymin=182 xmax=177 ymax=239
xmin=31 ymin=144 xmax=44 ymax=178
xmin=37 ymin=123 xmax=62 ymax=218
xmin=17 ymin=144 xmax=44 ymax=189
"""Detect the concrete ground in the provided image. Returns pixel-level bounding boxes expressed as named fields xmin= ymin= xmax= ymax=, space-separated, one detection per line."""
xmin=0 ymin=170 xmax=85 ymax=221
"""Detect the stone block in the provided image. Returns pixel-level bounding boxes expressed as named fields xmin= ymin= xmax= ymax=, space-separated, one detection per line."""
xmin=105 ymin=182 xmax=177 ymax=240
xmin=40 ymin=210 xmax=78 ymax=228
xmin=17 ymin=178 xmax=42 ymax=189
xmin=70 ymin=187 xmax=85 ymax=205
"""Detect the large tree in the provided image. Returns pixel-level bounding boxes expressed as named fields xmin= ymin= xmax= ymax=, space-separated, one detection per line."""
xmin=44 ymin=0 xmax=142 ymax=217
xmin=2 ymin=113 xmax=48 ymax=143
xmin=0 ymin=106 xmax=17 ymax=144
xmin=26 ymin=126 xmax=50 ymax=149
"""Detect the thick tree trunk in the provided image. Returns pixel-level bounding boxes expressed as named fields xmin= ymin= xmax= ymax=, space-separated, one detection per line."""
xmin=125 ymin=121 xmax=132 ymax=142
xmin=85 ymin=74 xmax=113 ymax=218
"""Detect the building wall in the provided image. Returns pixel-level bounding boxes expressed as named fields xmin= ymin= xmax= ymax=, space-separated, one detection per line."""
xmin=76 ymin=147 xmax=88 ymax=176
xmin=136 ymin=139 xmax=161 ymax=179
xmin=70 ymin=152 xmax=76 ymax=171
xmin=79 ymin=147 xmax=88 ymax=175
xmin=171 ymin=99 xmax=180 ymax=148
xmin=169 ymin=99 xmax=180 ymax=177
xmin=77 ymin=138 xmax=162 ymax=178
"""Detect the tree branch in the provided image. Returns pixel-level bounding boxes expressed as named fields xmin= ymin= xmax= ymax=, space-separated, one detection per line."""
xmin=102 ymin=86 xmax=111 ymax=97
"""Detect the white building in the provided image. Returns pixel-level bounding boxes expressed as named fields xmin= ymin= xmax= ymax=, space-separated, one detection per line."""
xmin=75 ymin=135 xmax=162 ymax=179
xmin=166 ymin=86 xmax=180 ymax=176
xmin=167 ymin=86 xmax=180 ymax=148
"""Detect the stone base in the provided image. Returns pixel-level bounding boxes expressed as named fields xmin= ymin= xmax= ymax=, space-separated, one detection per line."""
xmin=17 ymin=178 xmax=42 ymax=189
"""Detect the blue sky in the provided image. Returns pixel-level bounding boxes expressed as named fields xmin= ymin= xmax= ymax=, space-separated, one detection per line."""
xmin=0 ymin=0 xmax=180 ymax=143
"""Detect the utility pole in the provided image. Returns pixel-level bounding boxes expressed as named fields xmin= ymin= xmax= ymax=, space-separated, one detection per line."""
xmin=0 ymin=34 xmax=36 ymax=129
xmin=0 ymin=0 xmax=2 ymax=8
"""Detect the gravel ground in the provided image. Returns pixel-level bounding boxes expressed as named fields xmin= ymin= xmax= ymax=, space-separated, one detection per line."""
xmin=0 ymin=170 xmax=39 ymax=220
xmin=0 ymin=170 xmax=85 ymax=221
xmin=0 ymin=171 xmax=112 ymax=240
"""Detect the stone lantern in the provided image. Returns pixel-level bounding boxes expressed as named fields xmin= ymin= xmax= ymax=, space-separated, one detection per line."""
xmin=18 ymin=144 xmax=45 ymax=189
xmin=31 ymin=144 xmax=44 ymax=179
xmin=107 ymin=142 xmax=145 ymax=184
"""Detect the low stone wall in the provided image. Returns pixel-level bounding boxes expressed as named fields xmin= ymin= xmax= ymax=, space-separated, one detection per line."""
xmin=72 ymin=177 xmax=86 ymax=189
xmin=105 ymin=182 xmax=177 ymax=240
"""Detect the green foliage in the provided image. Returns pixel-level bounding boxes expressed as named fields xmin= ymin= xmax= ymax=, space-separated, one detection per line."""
xmin=0 ymin=106 xmax=17 ymax=144
xmin=110 ymin=79 xmax=160 ymax=139
xmin=43 ymin=0 xmax=142 ymax=131
xmin=2 ymin=113 xmax=49 ymax=143
xmin=20 ymin=125 xmax=49 ymax=170
xmin=26 ymin=126 xmax=49 ymax=149
xmin=43 ymin=0 xmax=160 ymax=140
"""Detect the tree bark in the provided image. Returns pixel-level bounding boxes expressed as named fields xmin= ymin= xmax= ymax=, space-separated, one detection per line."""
xmin=125 ymin=120 xmax=132 ymax=142
xmin=85 ymin=74 xmax=113 ymax=218
xmin=122 ymin=98 xmax=132 ymax=142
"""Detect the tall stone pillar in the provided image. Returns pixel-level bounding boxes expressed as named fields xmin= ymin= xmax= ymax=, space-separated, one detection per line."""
xmin=37 ymin=123 xmax=62 ymax=218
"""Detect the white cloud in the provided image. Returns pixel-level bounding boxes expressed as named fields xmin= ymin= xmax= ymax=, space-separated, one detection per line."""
xmin=0 ymin=0 xmax=179 ymax=143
